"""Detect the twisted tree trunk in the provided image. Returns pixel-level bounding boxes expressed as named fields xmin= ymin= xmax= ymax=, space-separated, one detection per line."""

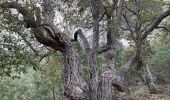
xmin=63 ymin=46 xmax=88 ymax=99
xmin=2 ymin=0 xmax=170 ymax=99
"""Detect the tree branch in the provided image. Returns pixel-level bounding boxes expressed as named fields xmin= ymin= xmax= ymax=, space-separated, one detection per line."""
xmin=43 ymin=0 xmax=55 ymax=25
xmin=1 ymin=1 xmax=67 ymax=51
xmin=122 ymin=13 xmax=133 ymax=33
xmin=91 ymin=0 xmax=100 ymax=49
xmin=97 ymin=45 xmax=111 ymax=54
xmin=156 ymin=26 xmax=170 ymax=32
xmin=73 ymin=29 xmax=91 ymax=52
xmin=124 ymin=2 xmax=137 ymax=15
xmin=99 ymin=11 xmax=106 ymax=22
xmin=39 ymin=51 xmax=54 ymax=61
xmin=0 ymin=2 xmax=36 ymax=28
xmin=141 ymin=7 xmax=170 ymax=41
xmin=17 ymin=32 xmax=39 ymax=56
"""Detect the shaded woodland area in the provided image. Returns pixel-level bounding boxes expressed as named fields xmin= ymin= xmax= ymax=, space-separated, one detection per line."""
xmin=0 ymin=0 xmax=170 ymax=100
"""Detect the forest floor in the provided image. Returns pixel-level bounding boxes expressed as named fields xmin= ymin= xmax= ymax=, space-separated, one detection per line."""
xmin=118 ymin=84 xmax=170 ymax=100
xmin=133 ymin=93 xmax=170 ymax=100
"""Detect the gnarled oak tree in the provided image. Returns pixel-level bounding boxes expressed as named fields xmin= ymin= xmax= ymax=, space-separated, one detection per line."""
xmin=1 ymin=0 xmax=170 ymax=100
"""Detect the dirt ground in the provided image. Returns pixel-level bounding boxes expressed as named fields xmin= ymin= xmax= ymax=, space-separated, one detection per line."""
xmin=117 ymin=85 xmax=170 ymax=100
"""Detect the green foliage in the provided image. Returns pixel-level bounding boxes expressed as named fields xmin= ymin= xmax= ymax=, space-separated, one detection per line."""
xmin=0 ymin=7 xmax=50 ymax=78
xmin=116 ymin=47 xmax=127 ymax=68
xmin=0 ymin=53 xmax=64 ymax=100
xmin=150 ymin=42 xmax=170 ymax=75
xmin=97 ymin=54 xmax=107 ymax=75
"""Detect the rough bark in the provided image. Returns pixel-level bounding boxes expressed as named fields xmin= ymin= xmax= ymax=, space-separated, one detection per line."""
xmin=105 ymin=0 xmax=124 ymax=70
xmin=43 ymin=1 xmax=89 ymax=99
xmin=1 ymin=0 xmax=170 ymax=99
xmin=98 ymin=70 xmax=126 ymax=100
xmin=143 ymin=64 xmax=158 ymax=94
xmin=99 ymin=1 xmax=126 ymax=99
xmin=0 ymin=1 xmax=88 ymax=99
xmin=121 ymin=37 xmax=158 ymax=93
xmin=98 ymin=70 xmax=114 ymax=100
xmin=63 ymin=46 xmax=88 ymax=99
xmin=87 ymin=0 xmax=101 ymax=100
xmin=105 ymin=11 xmax=117 ymax=70
xmin=73 ymin=29 xmax=91 ymax=53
